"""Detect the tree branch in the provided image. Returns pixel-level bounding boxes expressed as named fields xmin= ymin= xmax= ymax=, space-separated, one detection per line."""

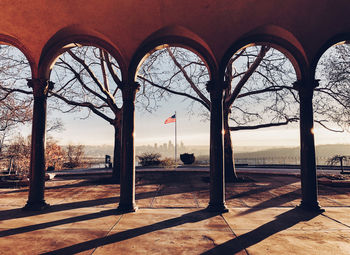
xmin=229 ymin=117 xmax=298 ymax=131
xmin=57 ymin=57 xmax=107 ymax=102
xmin=165 ymin=47 xmax=211 ymax=107
xmin=314 ymin=120 xmax=344 ymax=132
xmin=49 ymin=90 xmax=114 ymax=124
xmin=103 ymin=50 xmax=123 ymax=96
xmin=138 ymin=74 xmax=210 ymax=110
xmin=237 ymin=85 xmax=294 ymax=99
xmin=225 ymin=46 xmax=271 ymax=108
xmin=67 ymin=50 xmax=118 ymax=112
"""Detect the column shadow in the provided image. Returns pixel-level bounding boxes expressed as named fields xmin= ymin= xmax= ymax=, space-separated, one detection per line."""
xmin=0 ymin=208 xmax=121 ymax=238
xmin=201 ymin=208 xmax=322 ymax=254
xmin=0 ymin=183 xmax=207 ymax=221
xmin=237 ymin=189 xmax=301 ymax=216
xmin=40 ymin=209 xmax=220 ymax=255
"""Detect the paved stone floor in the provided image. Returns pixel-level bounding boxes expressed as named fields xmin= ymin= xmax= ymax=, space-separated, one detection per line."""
xmin=0 ymin=171 xmax=349 ymax=254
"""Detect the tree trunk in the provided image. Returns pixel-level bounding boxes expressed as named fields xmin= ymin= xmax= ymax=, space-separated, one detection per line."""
xmin=112 ymin=121 xmax=122 ymax=182
xmin=223 ymin=109 xmax=238 ymax=182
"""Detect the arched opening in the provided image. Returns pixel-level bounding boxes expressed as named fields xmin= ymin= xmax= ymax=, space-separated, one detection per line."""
xmin=134 ymin=44 xmax=212 ymax=208
xmin=0 ymin=43 xmax=33 ymax=179
xmin=223 ymin=42 xmax=302 ymax=208
xmin=314 ymin=41 xmax=350 ymax=206
xmin=315 ymin=41 xmax=350 ymax=136
xmin=47 ymin=43 xmax=124 ymax=189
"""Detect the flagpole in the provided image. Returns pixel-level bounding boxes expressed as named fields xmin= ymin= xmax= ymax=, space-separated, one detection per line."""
xmin=175 ymin=111 xmax=177 ymax=167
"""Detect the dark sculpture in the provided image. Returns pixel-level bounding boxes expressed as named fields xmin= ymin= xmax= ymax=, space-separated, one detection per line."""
xmin=180 ymin=153 xmax=195 ymax=165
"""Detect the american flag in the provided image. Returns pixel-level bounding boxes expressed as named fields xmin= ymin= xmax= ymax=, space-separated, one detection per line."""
xmin=164 ymin=114 xmax=176 ymax=124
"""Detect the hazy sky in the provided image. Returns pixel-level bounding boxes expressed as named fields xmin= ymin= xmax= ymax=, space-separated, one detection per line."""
xmin=43 ymin=94 xmax=350 ymax=149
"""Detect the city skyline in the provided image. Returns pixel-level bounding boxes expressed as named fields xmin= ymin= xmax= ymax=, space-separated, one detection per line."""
xmin=35 ymin=100 xmax=350 ymax=148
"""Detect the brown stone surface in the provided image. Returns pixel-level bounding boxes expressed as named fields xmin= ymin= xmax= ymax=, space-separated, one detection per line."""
xmin=0 ymin=171 xmax=349 ymax=254
xmin=94 ymin=229 xmax=237 ymax=255
xmin=0 ymin=228 xmax=105 ymax=255
xmin=0 ymin=0 xmax=349 ymax=71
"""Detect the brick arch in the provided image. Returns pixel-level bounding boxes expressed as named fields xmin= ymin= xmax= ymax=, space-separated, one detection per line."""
xmin=0 ymin=34 xmax=36 ymax=77
xmin=311 ymin=32 xmax=350 ymax=78
xmin=129 ymin=25 xmax=218 ymax=83
xmin=220 ymin=25 xmax=308 ymax=82
xmin=38 ymin=25 xmax=127 ymax=80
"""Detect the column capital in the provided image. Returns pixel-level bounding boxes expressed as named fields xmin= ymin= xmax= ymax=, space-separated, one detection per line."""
xmin=131 ymin=81 xmax=141 ymax=91
xmin=292 ymin=79 xmax=319 ymax=92
xmin=206 ymin=80 xmax=215 ymax=94
xmin=206 ymin=79 xmax=227 ymax=94
xmin=123 ymin=81 xmax=140 ymax=92
xmin=27 ymin=79 xmax=54 ymax=97
xmin=123 ymin=81 xmax=140 ymax=101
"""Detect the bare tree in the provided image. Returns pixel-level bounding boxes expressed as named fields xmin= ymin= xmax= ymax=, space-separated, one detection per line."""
xmin=222 ymin=46 xmax=299 ymax=180
xmin=0 ymin=93 xmax=32 ymax=150
xmin=6 ymin=135 xmax=31 ymax=175
xmin=315 ymin=43 xmax=350 ymax=132
xmin=0 ymin=45 xmax=33 ymax=152
xmin=0 ymin=45 xmax=64 ymax=150
xmin=49 ymin=46 xmax=123 ymax=181
xmin=327 ymin=155 xmax=349 ymax=174
xmin=137 ymin=44 xmax=350 ymax=181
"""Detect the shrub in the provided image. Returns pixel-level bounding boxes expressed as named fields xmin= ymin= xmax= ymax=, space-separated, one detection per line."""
xmin=160 ymin=157 xmax=175 ymax=168
xmin=3 ymin=135 xmax=65 ymax=174
xmin=63 ymin=144 xmax=85 ymax=169
xmin=46 ymin=138 xmax=65 ymax=171
xmin=6 ymin=135 xmax=31 ymax=175
xmin=137 ymin=152 xmax=161 ymax=167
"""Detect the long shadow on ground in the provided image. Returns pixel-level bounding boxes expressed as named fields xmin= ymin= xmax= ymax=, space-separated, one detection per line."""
xmin=0 ymin=208 xmax=121 ymax=238
xmin=0 ymin=172 xmax=299 ymax=221
xmin=40 ymin=209 xmax=220 ymax=255
xmin=202 ymin=208 xmax=322 ymax=254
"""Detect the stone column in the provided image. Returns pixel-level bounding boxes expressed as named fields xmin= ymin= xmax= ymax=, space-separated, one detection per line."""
xmin=23 ymin=79 xmax=53 ymax=211
xmin=206 ymin=80 xmax=228 ymax=212
xmin=294 ymin=79 xmax=323 ymax=211
xmin=118 ymin=82 xmax=139 ymax=212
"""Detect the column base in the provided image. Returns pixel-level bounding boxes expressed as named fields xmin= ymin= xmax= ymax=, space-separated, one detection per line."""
xmin=297 ymin=201 xmax=325 ymax=212
xmin=117 ymin=203 xmax=138 ymax=213
xmin=206 ymin=202 xmax=229 ymax=213
xmin=22 ymin=200 xmax=50 ymax=211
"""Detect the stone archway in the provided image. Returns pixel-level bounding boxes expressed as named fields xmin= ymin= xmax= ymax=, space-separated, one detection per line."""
xmin=220 ymin=29 xmax=323 ymax=211
xmin=125 ymin=27 xmax=229 ymax=212
xmin=0 ymin=1 xmax=347 ymax=212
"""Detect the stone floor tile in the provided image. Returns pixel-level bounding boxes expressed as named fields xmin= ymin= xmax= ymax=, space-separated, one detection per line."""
xmin=318 ymin=196 xmax=344 ymax=206
xmin=223 ymin=208 xmax=349 ymax=236
xmin=135 ymin=185 xmax=159 ymax=208
xmin=224 ymin=198 xmax=247 ymax=208
xmin=112 ymin=209 xmax=230 ymax=232
xmin=0 ymin=228 xmax=108 ymax=255
xmin=243 ymin=230 xmax=350 ymax=255
xmin=0 ymin=207 xmax=117 ymax=231
xmin=153 ymin=193 xmax=198 ymax=208
xmin=322 ymin=207 xmax=350 ymax=227
xmin=94 ymin=229 xmax=238 ymax=255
